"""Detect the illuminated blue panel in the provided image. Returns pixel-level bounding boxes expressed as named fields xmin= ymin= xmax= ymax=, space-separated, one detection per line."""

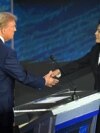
xmin=79 ymin=125 xmax=88 ymax=133
xmin=55 ymin=110 xmax=99 ymax=132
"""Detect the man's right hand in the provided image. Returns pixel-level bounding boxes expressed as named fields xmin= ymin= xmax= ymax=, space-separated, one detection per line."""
xmin=44 ymin=71 xmax=59 ymax=87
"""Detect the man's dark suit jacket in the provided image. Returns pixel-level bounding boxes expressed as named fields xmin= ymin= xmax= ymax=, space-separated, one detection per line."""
xmin=0 ymin=39 xmax=45 ymax=112
xmin=60 ymin=43 xmax=100 ymax=92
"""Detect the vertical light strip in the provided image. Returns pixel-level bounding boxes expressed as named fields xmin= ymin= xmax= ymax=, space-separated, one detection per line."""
xmin=11 ymin=0 xmax=14 ymax=49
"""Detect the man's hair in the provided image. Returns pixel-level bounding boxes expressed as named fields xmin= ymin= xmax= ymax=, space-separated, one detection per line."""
xmin=0 ymin=12 xmax=17 ymax=28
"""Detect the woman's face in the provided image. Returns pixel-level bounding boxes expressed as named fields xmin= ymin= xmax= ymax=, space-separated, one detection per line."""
xmin=95 ymin=24 xmax=100 ymax=43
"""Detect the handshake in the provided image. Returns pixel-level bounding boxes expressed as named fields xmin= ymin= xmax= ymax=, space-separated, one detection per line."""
xmin=44 ymin=69 xmax=61 ymax=87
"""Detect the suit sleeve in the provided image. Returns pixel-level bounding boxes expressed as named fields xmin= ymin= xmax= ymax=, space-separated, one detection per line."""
xmin=2 ymin=49 xmax=45 ymax=89
xmin=60 ymin=51 xmax=92 ymax=76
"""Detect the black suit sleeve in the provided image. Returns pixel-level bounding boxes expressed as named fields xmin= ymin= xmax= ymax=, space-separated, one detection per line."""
xmin=60 ymin=51 xmax=92 ymax=76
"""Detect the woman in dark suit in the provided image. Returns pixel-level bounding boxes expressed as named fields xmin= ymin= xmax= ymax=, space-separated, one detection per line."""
xmin=52 ymin=21 xmax=100 ymax=92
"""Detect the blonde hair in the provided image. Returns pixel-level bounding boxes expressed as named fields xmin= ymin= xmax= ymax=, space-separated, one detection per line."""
xmin=0 ymin=12 xmax=17 ymax=28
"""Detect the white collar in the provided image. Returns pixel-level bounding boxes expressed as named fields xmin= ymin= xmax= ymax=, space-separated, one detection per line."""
xmin=0 ymin=36 xmax=5 ymax=43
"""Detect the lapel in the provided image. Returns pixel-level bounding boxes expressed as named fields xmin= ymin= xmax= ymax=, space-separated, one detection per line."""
xmin=94 ymin=45 xmax=100 ymax=66
xmin=90 ymin=45 xmax=100 ymax=67
xmin=0 ymin=39 xmax=4 ymax=46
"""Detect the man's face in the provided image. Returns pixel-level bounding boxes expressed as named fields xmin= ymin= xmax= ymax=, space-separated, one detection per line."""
xmin=95 ymin=24 xmax=100 ymax=43
xmin=3 ymin=20 xmax=16 ymax=41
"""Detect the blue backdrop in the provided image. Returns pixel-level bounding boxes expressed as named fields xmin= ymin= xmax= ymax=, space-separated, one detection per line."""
xmin=7 ymin=0 xmax=100 ymax=61
xmin=0 ymin=0 xmax=12 ymax=46
xmin=0 ymin=0 xmax=11 ymax=12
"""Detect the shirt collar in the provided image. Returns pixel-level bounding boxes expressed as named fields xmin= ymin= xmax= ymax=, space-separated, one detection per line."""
xmin=0 ymin=36 xmax=5 ymax=43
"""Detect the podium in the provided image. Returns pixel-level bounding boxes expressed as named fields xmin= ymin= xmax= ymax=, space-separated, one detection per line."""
xmin=14 ymin=89 xmax=100 ymax=133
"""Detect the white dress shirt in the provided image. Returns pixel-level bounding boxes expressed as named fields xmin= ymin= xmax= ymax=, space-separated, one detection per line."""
xmin=0 ymin=36 xmax=5 ymax=43
xmin=98 ymin=53 xmax=100 ymax=65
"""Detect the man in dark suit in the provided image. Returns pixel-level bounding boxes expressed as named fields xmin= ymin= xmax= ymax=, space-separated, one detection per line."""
xmin=52 ymin=21 xmax=100 ymax=133
xmin=0 ymin=12 xmax=59 ymax=133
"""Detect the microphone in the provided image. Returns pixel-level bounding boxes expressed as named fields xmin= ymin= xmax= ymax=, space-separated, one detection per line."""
xmin=49 ymin=55 xmax=79 ymax=101
xmin=71 ymin=87 xmax=79 ymax=101
xmin=49 ymin=55 xmax=56 ymax=63
xmin=49 ymin=55 xmax=61 ymax=78
xmin=49 ymin=55 xmax=60 ymax=69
